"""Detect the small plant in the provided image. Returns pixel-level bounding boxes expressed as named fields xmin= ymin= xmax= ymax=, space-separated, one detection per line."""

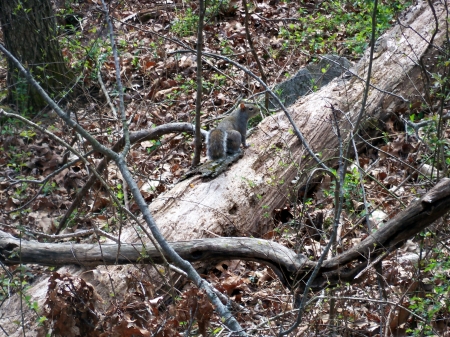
xmin=205 ymin=0 xmax=231 ymax=18
xmin=42 ymin=181 xmax=58 ymax=195
xmin=280 ymin=0 xmax=410 ymax=56
xmin=66 ymin=210 xmax=84 ymax=228
xmin=116 ymin=183 xmax=124 ymax=201
xmin=180 ymin=78 xmax=196 ymax=92
xmin=211 ymin=73 xmax=226 ymax=87
xmin=241 ymin=177 xmax=256 ymax=188
xmin=7 ymin=151 xmax=32 ymax=172
xmin=406 ymin=254 xmax=450 ymax=336
xmin=13 ymin=182 xmax=29 ymax=199
xmin=146 ymin=139 xmax=162 ymax=153
xmin=219 ymin=40 xmax=233 ymax=55
xmin=171 ymin=8 xmax=199 ymax=37
xmin=19 ymin=129 xmax=37 ymax=140
xmin=328 ymin=166 xmax=364 ymax=212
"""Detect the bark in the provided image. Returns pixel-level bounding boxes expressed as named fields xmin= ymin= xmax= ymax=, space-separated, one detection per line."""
xmin=3 ymin=177 xmax=450 ymax=291
xmin=55 ymin=123 xmax=207 ymax=233
xmin=0 ymin=3 xmax=448 ymax=336
xmin=0 ymin=0 xmax=73 ymax=111
xmin=134 ymin=3 xmax=447 ymax=244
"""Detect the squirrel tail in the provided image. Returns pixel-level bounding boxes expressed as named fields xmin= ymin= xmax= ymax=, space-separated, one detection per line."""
xmin=207 ymin=129 xmax=227 ymax=160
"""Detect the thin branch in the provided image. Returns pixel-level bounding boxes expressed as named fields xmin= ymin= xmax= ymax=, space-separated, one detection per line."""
xmin=192 ymin=0 xmax=205 ymax=166
xmin=314 ymin=296 xmax=426 ymax=323
xmin=172 ymin=49 xmax=330 ymax=172
xmin=101 ymin=0 xmax=129 ymax=156
xmin=0 ymin=17 xmax=247 ymax=337
xmin=242 ymin=0 xmax=269 ymax=109
xmin=0 ymin=224 xmax=122 ymax=243
xmin=97 ymin=60 xmax=118 ymax=119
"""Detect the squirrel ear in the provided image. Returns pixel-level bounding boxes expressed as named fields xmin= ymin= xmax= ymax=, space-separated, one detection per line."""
xmin=240 ymin=102 xmax=245 ymax=109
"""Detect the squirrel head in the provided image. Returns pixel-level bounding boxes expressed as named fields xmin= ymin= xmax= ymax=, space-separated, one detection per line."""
xmin=240 ymin=102 xmax=260 ymax=118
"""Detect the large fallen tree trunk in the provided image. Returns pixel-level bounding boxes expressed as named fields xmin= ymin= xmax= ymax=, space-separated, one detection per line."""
xmin=136 ymin=2 xmax=448 ymax=244
xmin=3 ymin=178 xmax=450 ymax=291
xmin=1 ymin=4 xmax=448 ymax=336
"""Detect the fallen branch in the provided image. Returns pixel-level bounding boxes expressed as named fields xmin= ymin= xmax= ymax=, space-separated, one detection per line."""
xmin=56 ymin=122 xmax=207 ymax=233
xmin=2 ymin=178 xmax=449 ymax=290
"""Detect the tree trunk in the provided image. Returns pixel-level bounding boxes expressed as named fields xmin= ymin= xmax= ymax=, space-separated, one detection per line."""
xmin=0 ymin=0 xmax=73 ymax=112
xmin=0 ymin=3 xmax=448 ymax=336
xmin=129 ymin=2 xmax=447 ymax=244
xmin=2 ymin=177 xmax=450 ymax=290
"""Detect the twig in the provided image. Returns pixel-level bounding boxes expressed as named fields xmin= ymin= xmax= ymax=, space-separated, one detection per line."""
xmin=313 ymin=295 xmax=426 ymax=322
xmin=403 ymin=113 xmax=450 ymax=144
xmin=101 ymin=0 xmax=129 ymax=156
xmin=173 ymin=49 xmax=329 ymax=172
xmin=192 ymin=0 xmax=205 ymax=166
xmin=97 ymin=61 xmax=118 ymax=119
xmin=0 ymin=223 xmax=122 ymax=243
xmin=242 ymin=0 xmax=269 ymax=109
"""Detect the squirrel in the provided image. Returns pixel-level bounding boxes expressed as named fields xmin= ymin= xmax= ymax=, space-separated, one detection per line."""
xmin=207 ymin=102 xmax=260 ymax=160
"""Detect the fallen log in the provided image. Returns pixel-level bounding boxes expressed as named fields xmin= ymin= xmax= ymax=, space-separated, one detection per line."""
xmin=140 ymin=2 xmax=448 ymax=244
xmin=3 ymin=178 xmax=449 ymax=290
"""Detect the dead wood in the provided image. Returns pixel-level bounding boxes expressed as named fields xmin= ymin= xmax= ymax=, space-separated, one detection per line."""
xmin=3 ymin=178 xmax=449 ymax=290
xmin=139 ymin=3 xmax=448 ymax=243
xmin=56 ymin=122 xmax=206 ymax=233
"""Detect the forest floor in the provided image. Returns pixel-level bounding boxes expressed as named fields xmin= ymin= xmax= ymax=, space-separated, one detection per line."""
xmin=1 ymin=0 xmax=450 ymax=336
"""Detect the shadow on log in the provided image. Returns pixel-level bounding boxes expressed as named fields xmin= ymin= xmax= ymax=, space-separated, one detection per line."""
xmin=2 ymin=178 xmax=449 ymax=291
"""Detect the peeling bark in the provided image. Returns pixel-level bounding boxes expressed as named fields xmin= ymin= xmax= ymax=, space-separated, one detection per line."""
xmin=141 ymin=3 xmax=448 ymax=243
xmin=3 ymin=178 xmax=450 ymax=291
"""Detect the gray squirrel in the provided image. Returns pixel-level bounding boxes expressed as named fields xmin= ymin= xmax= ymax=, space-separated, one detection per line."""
xmin=207 ymin=102 xmax=260 ymax=160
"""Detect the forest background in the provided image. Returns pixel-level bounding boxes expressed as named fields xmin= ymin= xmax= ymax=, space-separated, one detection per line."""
xmin=0 ymin=0 xmax=450 ymax=336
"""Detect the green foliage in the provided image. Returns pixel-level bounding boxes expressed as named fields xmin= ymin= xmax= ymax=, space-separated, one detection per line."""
xmin=219 ymin=40 xmax=233 ymax=55
xmin=406 ymin=254 xmax=450 ymax=336
xmin=146 ymin=139 xmax=162 ymax=153
xmin=19 ymin=129 xmax=36 ymax=139
xmin=0 ymin=262 xmax=48 ymax=326
xmin=171 ymin=0 xmax=234 ymax=37
xmin=60 ymin=29 xmax=109 ymax=81
xmin=116 ymin=183 xmax=124 ymax=201
xmin=13 ymin=182 xmax=29 ymax=199
xmin=407 ymin=114 xmax=450 ymax=169
xmin=7 ymin=151 xmax=31 ymax=173
xmin=171 ymin=8 xmax=199 ymax=37
xmin=328 ymin=166 xmax=364 ymax=212
xmin=1 ymin=119 xmax=21 ymax=135
xmin=242 ymin=177 xmax=256 ymax=188
xmin=10 ymin=79 xmax=34 ymax=114
xmin=280 ymin=0 xmax=410 ymax=56
xmin=0 ymin=273 xmax=20 ymax=303
xmin=42 ymin=182 xmax=57 ymax=195
xmin=211 ymin=73 xmax=227 ymax=87
xmin=179 ymin=78 xmax=195 ymax=93
xmin=66 ymin=210 xmax=83 ymax=228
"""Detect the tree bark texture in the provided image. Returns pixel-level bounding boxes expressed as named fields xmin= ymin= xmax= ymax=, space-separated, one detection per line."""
xmin=0 ymin=4 xmax=448 ymax=335
xmin=0 ymin=0 xmax=73 ymax=111
xmin=2 ymin=178 xmax=450 ymax=290
xmin=126 ymin=3 xmax=448 ymax=244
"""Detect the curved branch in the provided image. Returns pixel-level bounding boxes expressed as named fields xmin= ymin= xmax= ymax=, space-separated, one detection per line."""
xmin=3 ymin=178 xmax=450 ymax=291
xmin=56 ymin=123 xmax=206 ymax=233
